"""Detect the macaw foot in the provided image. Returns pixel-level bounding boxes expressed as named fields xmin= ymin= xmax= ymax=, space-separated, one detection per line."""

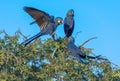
xmin=63 ymin=36 xmax=68 ymax=41
xmin=51 ymin=32 xmax=59 ymax=40
xmin=51 ymin=35 xmax=55 ymax=41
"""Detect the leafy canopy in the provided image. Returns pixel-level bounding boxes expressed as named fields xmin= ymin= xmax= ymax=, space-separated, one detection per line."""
xmin=0 ymin=30 xmax=120 ymax=81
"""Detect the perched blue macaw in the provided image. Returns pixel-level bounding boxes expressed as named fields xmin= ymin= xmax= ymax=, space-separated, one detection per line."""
xmin=21 ymin=7 xmax=63 ymax=46
xmin=67 ymin=37 xmax=101 ymax=62
xmin=64 ymin=9 xmax=74 ymax=38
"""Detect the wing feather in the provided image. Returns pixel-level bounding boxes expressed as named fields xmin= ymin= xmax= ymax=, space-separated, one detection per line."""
xmin=24 ymin=7 xmax=51 ymax=30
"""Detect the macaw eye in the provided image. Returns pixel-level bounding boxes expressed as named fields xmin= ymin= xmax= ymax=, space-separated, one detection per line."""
xmin=57 ymin=19 xmax=62 ymax=24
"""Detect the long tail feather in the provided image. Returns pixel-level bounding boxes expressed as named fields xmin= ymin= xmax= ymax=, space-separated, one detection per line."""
xmin=21 ymin=32 xmax=42 ymax=46
xmin=87 ymin=55 xmax=107 ymax=60
xmin=86 ymin=55 xmax=101 ymax=59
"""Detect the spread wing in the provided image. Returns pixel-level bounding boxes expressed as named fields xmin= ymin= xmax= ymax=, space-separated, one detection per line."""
xmin=24 ymin=7 xmax=51 ymax=30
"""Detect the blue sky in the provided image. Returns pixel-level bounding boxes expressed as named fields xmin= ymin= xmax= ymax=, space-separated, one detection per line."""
xmin=0 ymin=0 xmax=120 ymax=66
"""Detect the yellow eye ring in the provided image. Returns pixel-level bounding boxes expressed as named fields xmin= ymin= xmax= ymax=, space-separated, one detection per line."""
xmin=57 ymin=20 xmax=62 ymax=24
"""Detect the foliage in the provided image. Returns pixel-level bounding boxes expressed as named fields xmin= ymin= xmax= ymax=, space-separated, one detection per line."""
xmin=0 ymin=31 xmax=120 ymax=81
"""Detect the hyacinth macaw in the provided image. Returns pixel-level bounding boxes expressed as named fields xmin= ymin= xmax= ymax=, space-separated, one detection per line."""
xmin=64 ymin=9 xmax=74 ymax=38
xmin=21 ymin=7 xmax=63 ymax=46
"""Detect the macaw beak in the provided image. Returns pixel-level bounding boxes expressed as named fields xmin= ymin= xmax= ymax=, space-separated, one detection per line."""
xmin=62 ymin=20 xmax=64 ymax=24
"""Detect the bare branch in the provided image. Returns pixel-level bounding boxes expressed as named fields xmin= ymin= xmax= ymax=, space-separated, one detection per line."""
xmin=7 ymin=50 xmax=20 ymax=64
xmin=80 ymin=37 xmax=97 ymax=46
xmin=74 ymin=31 xmax=82 ymax=39
xmin=2 ymin=30 xmax=11 ymax=38
xmin=0 ymin=30 xmax=9 ymax=37
xmin=51 ymin=48 xmax=57 ymax=58
xmin=0 ymin=30 xmax=3 ymax=34
xmin=15 ymin=29 xmax=30 ymax=40
xmin=3 ymin=30 xmax=9 ymax=36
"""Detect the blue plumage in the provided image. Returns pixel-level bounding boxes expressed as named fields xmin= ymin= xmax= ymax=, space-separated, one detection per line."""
xmin=67 ymin=37 xmax=102 ymax=62
xmin=21 ymin=7 xmax=63 ymax=46
xmin=64 ymin=9 xmax=74 ymax=38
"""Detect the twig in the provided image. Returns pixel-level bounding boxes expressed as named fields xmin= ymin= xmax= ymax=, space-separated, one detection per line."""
xmin=101 ymin=58 xmax=120 ymax=69
xmin=0 ymin=30 xmax=9 ymax=37
xmin=51 ymin=48 xmax=57 ymax=58
xmin=94 ymin=56 xmax=120 ymax=68
xmin=107 ymin=61 xmax=120 ymax=68
xmin=15 ymin=29 xmax=30 ymax=40
xmin=5 ymin=51 xmax=8 ymax=74
xmin=3 ymin=30 xmax=9 ymax=36
xmin=0 ymin=30 xmax=3 ymax=34
xmin=80 ymin=37 xmax=97 ymax=46
xmin=74 ymin=31 xmax=82 ymax=39
xmin=111 ymin=62 xmax=119 ymax=67
xmin=3 ymin=30 xmax=10 ymax=38
xmin=7 ymin=50 xmax=19 ymax=64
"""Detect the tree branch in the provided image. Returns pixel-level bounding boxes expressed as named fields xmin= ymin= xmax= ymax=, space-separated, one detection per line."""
xmin=15 ymin=29 xmax=30 ymax=40
xmin=7 ymin=50 xmax=20 ymax=64
xmin=0 ymin=30 xmax=10 ymax=38
xmin=74 ymin=31 xmax=82 ymax=39
xmin=51 ymin=48 xmax=57 ymax=58
xmin=80 ymin=37 xmax=97 ymax=46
